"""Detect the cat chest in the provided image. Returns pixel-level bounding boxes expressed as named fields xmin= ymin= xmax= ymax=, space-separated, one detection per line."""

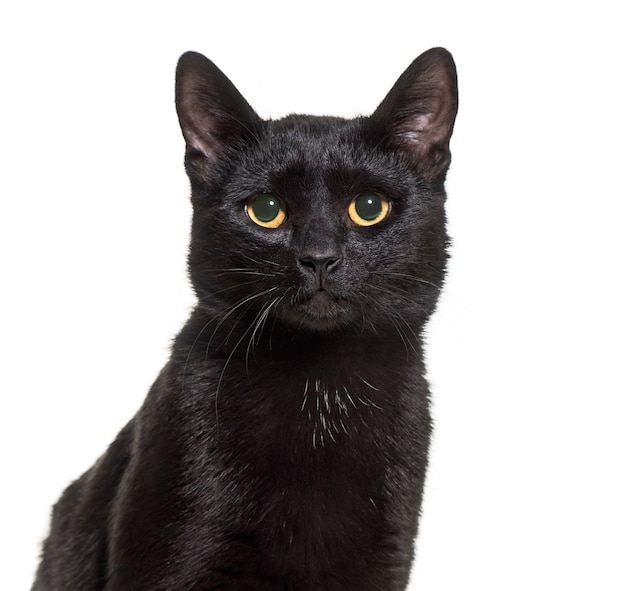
xmin=217 ymin=370 xmax=393 ymax=455
xmin=223 ymin=429 xmax=390 ymax=577
xmin=221 ymin=378 xmax=395 ymax=532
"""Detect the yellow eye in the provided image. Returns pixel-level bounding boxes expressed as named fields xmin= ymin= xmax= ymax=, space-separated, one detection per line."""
xmin=348 ymin=192 xmax=390 ymax=226
xmin=246 ymin=194 xmax=287 ymax=228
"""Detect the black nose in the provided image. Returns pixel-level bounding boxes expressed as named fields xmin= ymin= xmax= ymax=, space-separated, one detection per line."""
xmin=298 ymin=253 xmax=341 ymax=286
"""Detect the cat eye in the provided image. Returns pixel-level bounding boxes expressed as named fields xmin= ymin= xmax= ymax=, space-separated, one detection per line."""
xmin=246 ymin=193 xmax=287 ymax=228
xmin=348 ymin=192 xmax=390 ymax=226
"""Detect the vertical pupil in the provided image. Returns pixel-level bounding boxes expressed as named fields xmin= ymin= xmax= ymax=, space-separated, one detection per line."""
xmin=355 ymin=193 xmax=382 ymax=220
xmin=253 ymin=194 xmax=280 ymax=222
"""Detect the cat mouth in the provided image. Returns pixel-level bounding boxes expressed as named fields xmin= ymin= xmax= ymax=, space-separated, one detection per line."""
xmin=307 ymin=289 xmax=335 ymax=310
xmin=289 ymin=288 xmax=351 ymax=329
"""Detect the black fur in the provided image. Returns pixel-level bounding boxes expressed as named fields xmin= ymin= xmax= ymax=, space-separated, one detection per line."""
xmin=32 ymin=48 xmax=457 ymax=590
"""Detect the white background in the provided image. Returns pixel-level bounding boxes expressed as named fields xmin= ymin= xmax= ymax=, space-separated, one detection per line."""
xmin=1 ymin=1 xmax=625 ymax=589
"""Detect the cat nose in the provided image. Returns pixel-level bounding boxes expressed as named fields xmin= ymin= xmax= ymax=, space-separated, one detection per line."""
xmin=298 ymin=252 xmax=341 ymax=283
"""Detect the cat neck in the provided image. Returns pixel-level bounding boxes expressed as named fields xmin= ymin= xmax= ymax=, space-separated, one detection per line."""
xmin=177 ymin=304 xmax=425 ymax=365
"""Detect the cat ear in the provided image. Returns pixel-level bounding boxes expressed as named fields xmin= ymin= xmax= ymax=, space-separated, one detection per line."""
xmin=373 ymin=48 xmax=458 ymax=182
xmin=175 ymin=52 xmax=261 ymax=182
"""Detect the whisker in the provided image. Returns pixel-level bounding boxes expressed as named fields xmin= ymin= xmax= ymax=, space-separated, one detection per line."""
xmin=182 ymin=286 xmax=275 ymax=396
xmin=195 ymin=280 xmax=259 ymax=305
xmin=245 ymin=295 xmax=282 ymax=371
xmin=214 ymin=306 xmax=270 ymax=432
xmin=366 ymin=285 xmax=420 ymax=358
xmin=375 ymin=271 xmax=442 ymax=291
xmin=206 ymin=287 xmax=279 ymax=351
xmin=210 ymin=300 xmax=256 ymax=358
xmin=213 ymin=268 xmax=279 ymax=278
xmin=256 ymin=296 xmax=283 ymax=347
xmin=357 ymin=375 xmax=379 ymax=391
xmin=240 ymin=252 xmax=281 ymax=268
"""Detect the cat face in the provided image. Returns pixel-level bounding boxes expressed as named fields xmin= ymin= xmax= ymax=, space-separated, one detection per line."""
xmin=176 ymin=51 xmax=457 ymax=334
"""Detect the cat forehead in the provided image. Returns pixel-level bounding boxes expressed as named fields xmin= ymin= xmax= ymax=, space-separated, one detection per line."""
xmin=262 ymin=115 xmax=366 ymax=157
xmin=247 ymin=115 xmax=395 ymax=178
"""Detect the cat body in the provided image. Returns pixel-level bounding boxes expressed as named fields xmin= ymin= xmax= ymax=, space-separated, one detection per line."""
xmin=33 ymin=48 xmax=457 ymax=590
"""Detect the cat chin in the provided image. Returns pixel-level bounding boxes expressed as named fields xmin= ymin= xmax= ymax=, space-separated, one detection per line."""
xmin=283 ymin=291 xmax=355 ymax=332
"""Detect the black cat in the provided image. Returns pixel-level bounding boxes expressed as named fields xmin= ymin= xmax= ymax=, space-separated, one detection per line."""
xmin=32 ymin=47 xmax=457 ymax=590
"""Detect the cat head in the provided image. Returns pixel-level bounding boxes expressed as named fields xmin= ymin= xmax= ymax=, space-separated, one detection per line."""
xmin=175 ymin=49 xmax=457 ymax=335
